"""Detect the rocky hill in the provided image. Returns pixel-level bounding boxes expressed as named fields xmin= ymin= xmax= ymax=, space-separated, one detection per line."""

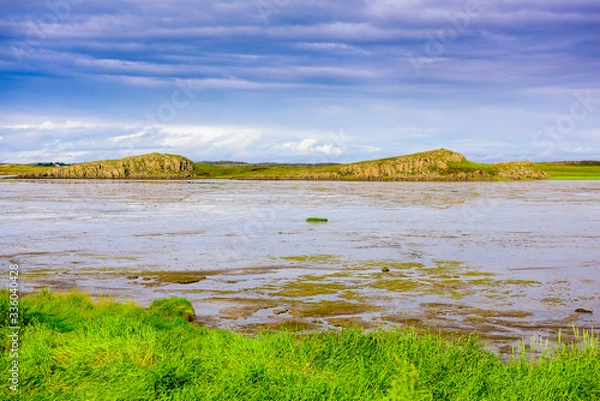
xmin=336 ymin=149 xmax=472 ymax=180
xmin=20 ymin=153 xmax=194 ymax=179
xmin=249 ymin=149 xmax=548 ymax=181
xmin=18 ymin=149 xmax=549 ymax=181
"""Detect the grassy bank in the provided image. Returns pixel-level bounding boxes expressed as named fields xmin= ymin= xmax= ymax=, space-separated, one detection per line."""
xmin=531 ymin=162 xmax=600 ymax=180
xmin=2 ymin=290 xmax=599 ymax=400
xmin=0 ymin=164 xmax=53 ymax=176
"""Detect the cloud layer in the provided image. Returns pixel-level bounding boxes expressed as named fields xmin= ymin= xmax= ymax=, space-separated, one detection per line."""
xmin=1 ymin=0 xmax=599 ymax=162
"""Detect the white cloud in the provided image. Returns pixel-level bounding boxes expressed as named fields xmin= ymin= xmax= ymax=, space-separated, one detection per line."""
xmin=279 ymin=138 xmax=343 ymax=155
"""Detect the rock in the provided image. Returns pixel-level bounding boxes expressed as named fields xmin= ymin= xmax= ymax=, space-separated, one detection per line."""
xmin=21 ymin=153 xmax=194 ymax=179
xmin=575 ymin=308 xmax=593 ymax=314
xmin=381 ymin=267 xmax=390 ymax=273
xmin=273 ymin=308 xmax=289 ymax=315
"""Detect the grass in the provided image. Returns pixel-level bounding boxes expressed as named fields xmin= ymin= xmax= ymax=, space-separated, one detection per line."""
xmin=0 ymin=164 xmax=53 ymax=175
xmin=306 ymin=217 xmax=328 ymax=223
xmin=2 ymin=289 xmax=600 ymax=400
xmin=192 ymin=162 xmax=337 ymax=179
xmin=530 ymin=162 xmax=600 ymax=180
xmin=148 ymin=298 xmax=195 ymax=322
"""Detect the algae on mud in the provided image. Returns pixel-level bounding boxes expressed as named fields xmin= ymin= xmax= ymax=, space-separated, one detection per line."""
xmin=306 ymin=217 xmax=328 ymax=222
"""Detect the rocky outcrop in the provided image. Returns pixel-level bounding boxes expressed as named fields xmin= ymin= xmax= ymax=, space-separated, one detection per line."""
xmin=336 ymin=149 xmax=469 ymax=180
xmin=491 ymin=161 xmax=548 ymax=180
xmin=18 ymin=149 xmax=549 ymax=181
xmin=231 ymin=149 xmax=547 ymax=181
xmin=21 ymin=153 xmax=194 ymax=179
xmin=275 ymin=149 xmax=547 ymax=181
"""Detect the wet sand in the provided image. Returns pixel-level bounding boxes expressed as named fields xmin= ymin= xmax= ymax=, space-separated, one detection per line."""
xmin=1 ymin=179 xmax=598 ymax=349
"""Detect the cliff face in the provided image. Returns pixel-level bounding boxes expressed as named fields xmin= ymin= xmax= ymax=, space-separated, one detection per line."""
xmin=336 ymin=149 xmax=469 ymax=180
xmin=18 ymin=149 xmax=549 ymax=181
xmin=263 ymin=149 xmax=547 ymax=181
xmin=21 ymin=153 xmax=194 ymax=179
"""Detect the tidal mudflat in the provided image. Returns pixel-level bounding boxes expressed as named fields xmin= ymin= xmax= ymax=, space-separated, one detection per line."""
xmin=1 ymin=179 xmax=598 ymax=348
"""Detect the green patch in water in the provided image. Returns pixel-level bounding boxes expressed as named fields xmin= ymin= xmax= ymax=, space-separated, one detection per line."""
xmin=306 ymin=217 xmax=328 ymax=223
xmin=270 ymin=279 xmax=347 ymax=298
xmin=300 ymin=271 xmax=355 ymax=281
xmin=462 ymin=271 xmax=496 ymax=277
xmin=363 ymin=261 xmax=425 ymax=270
xmin=541 ymin=297 xmax=566 ymax=306
xmin=290 ymin=300 xmax=379 ymax=318
xmin=281 ymin=255 xmax=341 ymax=264
xmin=369 ymin=278 xmax=419 ymax=293
xmin=133 ymin=270 xmax=207 ymax=286
xmin=244 ymin=320 xmax=318 ymax=333
xmin=338 ymin=291 xmax=367 ymax=302
xmin=327 ymin=317 xmax=377 ymax=329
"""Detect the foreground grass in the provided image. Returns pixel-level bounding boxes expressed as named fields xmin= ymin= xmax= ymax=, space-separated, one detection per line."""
xmin=1 ymin=290 xmax=599 ymax=400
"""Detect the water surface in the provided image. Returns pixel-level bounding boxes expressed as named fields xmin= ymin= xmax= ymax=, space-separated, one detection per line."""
xmin=1 ymin=179 xmax=598 ymax=347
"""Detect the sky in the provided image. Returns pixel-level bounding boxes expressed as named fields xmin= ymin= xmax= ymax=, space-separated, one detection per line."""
xmin=0 ymin=0 xmax=599 ymax=164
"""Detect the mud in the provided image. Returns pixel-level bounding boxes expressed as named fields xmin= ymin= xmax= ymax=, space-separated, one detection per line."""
xmin=1 ymin=179 xmax=598 ymax=351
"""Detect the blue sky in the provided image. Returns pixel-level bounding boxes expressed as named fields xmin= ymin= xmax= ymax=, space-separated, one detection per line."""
xmin=1 ymin=0 xmax=599 ymax=163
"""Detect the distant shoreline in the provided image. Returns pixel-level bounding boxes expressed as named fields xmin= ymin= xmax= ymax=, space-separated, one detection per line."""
xmin=3 ymin=149 xmax=600 ymax=180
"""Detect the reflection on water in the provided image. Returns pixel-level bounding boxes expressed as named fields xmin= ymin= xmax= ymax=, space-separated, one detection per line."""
xmin=1 ymin=179 xmax=599 ymax=345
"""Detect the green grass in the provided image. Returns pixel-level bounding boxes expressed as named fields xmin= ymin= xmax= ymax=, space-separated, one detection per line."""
xmin=306 ymin=217 xmax=328 ymax=223
xmin=192 ymin=162 xmax=336 ymax=179
xmin=530 ymin=162 xmax=600 ymax=180
xmin=148 ymin=298 xmax=195 ymax=321
xmin=0 ymin=164 xmax=53 ymax=175
xmin=1 ymin=289 xmax=599 ymax=400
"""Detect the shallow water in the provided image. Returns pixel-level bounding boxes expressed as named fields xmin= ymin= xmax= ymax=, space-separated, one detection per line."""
xmin=1 ymin=179 xmax=599 ymax=346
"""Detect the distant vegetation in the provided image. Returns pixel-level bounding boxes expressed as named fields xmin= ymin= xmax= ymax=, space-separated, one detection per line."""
xmin=161 ymin=149 xmax=549 ymax=181
xmin=7 ymin=150 xmax=600 ymax=180
xmin=2 ymin=289 xmax=599 ymax=400
xmin=306 ymin=217 xmax=328 ymax=222
xmin=530 ymin=161 xmax=600 ymax=180
xmin=0 ymin=164 xmax=55 ymax=175
xmin=17 ymin=153 xmax=194 ymax=179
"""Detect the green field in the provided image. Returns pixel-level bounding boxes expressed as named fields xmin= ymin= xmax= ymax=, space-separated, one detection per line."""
xmin=0 ymin=164 xmax=53 ymax=175
xmin=192 ymin=162 xmax=339 ymax=179
xmin=2 ymin=290 xmax=599 ymax=400
xmin=531 ymin=162 xmax=600 ymax=180
xmin=183 ymin=159 xmax=600 ymax=181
